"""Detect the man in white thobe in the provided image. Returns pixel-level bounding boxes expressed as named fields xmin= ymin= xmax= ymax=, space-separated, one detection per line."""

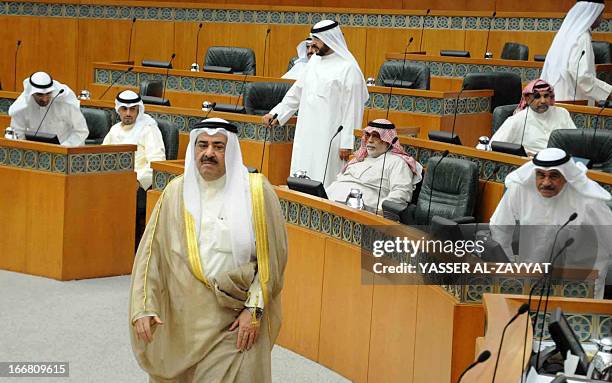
xmin=282 ymin=37 xmax=316 ymax=80
xmin=490 ymin=148 xmax=612 ymax=298
xmin=327 ymin=119 xmax=422 ymax=211
xmin=263 ymin=20 xmax=369 ymax=187
xmin=541 ymin=0 xmax=612 ymax=104
xmin=102 ymin=90 xmax=166 ymax=191
xmin=8 ymin=71 xmax=89 ymax=146
xmin=491 ymin=79 xmax=576 ymax=156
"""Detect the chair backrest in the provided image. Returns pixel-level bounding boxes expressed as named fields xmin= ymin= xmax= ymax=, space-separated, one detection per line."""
xmin=548 ymin=129 xmax=612 ymax=173
xmin=592 ymin=41 xmax=612 ymax=64
xmin=414 ymin=156 xmax=479 ymax=225
xmin=492 ymin=104 xmax=518 ymax=134
xmin=462 ymin=72 xmax=522 ymax=112
xmin=244 ymin=82 xmax=292 ymax=115
xmin=205 ymin=46 xmax=256 ymax=75
xmin=154 ymin=119 xmax=179 ymax=161
xmin=375 ymin=60 xmax=431 ymax=90
xmin=82 ymin=107 xmax=112 ymax=145
xmin=287 ymin=56 xmax=298 ymax=71
xmin=501 ymin=42 xmax=529 ymax=61
xmin=140 ymin=80 xmax=164 ymax=98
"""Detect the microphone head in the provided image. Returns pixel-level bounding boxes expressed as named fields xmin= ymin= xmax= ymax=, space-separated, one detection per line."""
xmin=211 ymin=102 xmax=216 ymax=108
xmin=337 ymin=125 xmax=344 ymax=133
xmin=272 ymin=113 xmax=278 ymax=120
xmin=426 ymin=8 xmax=431 ymax=14
xmin=266 ymin=28 xmax=271 ymax=34
xmin=581 ymin=50 xmax=586 ymax=56
xmin=477 ymin=350 xmax=491 ymax=363
xmin=492 ymin=11 xmax=496 ymax=17
xmin=17 ymin=40 xmax=21 ymax=46
xmin=518 ymin=303 xmax=530 ymax=315
xmin=564 ymin=238 xmax=575 ymax=248
xmin=391 ymin=136 xmax=399 ymax=144
xmin=199 ymin=23 xmax=203 ymax=28
xmin=569 ymin=212 xmax=578 ymax=222
xmin=58 ymin=88 xmax=65 ymax=94
xmin=441 ymin=149 xmax=450 ymax=156
xmin=127 ymin=66 xmax=134 ymax=72
xmin=132 ymin=17 xmax=136 ymax=23
xmin=171 ymin=53 xmax=176 ymax=59
xmin=492 ymin=164 xmax=500 ymax=174
xmin=408 ymin=37 xmax=414 ymax=43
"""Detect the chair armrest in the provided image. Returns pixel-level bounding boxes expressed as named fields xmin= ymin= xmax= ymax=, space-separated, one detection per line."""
xmin=382 ymin=200 xmax=416 ymax=225
xmin=452 ymin=216 xmax=476 ymax=224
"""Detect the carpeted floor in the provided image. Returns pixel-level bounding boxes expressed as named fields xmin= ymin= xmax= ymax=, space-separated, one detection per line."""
xmin=0 ymin=270 xmax=349 ymax=383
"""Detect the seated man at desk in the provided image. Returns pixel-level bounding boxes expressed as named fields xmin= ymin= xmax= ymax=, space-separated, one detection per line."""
xmin=491 ymin=79 xmax=576 ymax=156
xmin=282 ymin=37 xmax=317 ymax=80
xmin=102 ymin=90 xmax=166 ymax=239
xmin=490 ymin=148 xmax=612 ymax=298
xmin=8 ymin=71 xmax=89 ymax=146
xmin=326 ymin=119 xmax=422 ymax=211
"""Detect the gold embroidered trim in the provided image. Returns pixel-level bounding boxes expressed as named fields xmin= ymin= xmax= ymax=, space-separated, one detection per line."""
xmin=184 ymin=206 xmax=211 ymax=288
xmin=250 ymin=173 xmax=270 ymax=307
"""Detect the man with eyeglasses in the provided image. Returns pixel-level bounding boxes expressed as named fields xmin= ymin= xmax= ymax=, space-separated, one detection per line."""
xmin=491 ymin=79 xmax=576 ymax=156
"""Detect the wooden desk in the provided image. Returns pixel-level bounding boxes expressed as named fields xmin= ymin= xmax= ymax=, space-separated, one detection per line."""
xmin=463 ymin=294 xmax=612 ymax=383
xmin=0 ymin=138 xmax=137 ymax=280
xmin=385 ymin=54 xmax=612 ymax=92
xmin=91 ymin=62 xmax=493 ymax=146
xmin=0 ymin=92 xmax=295 ymax=186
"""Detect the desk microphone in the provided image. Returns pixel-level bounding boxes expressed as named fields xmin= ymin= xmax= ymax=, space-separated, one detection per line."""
xmin=262 ymin=28 xmax=271 ymax=77
xmin=573 ymin=50 xmax=586 ymax=102
xmin=127 ymin=17 xmax=137 ymax=63
xmin=14 ymin=40 xmax=21 ymax=91
xmin=259 ymin=113 xmax=278 ymax=173
xmin=450 ymin=85 xmax=466 ymax=144
xmin=204 ymin=102 xmax=216 ymax=119
xmin=521 ymin=236 xmax=575 ymax=382
xmin=518 ymin=97 xmax=537 ymax=155
xmin=457 ymin=350 xmax=491 ymax=383
xmin=162 ymin=53 xmax=176 ymax=102
xmin=33 ymin=88 xmax=64 ymax=138
xmin=418 ymin=9 xmax=431 ymax=53
xmin=192 ymin=23 xmax=203 ymax=69
xmin=484 ymin=11 xmax=497 ymax=59
xmin=591 ymin=101 xmax=607 ymax=149
xmin=322 ymin=125 xmax=344 ymax=185
xmin=375 ymin=136 xmax=399 ymax=215
xmin=98 ymin=66 xmax=134 ymax=99
xmin=386 ymin=37 xmax=414 ymax=119
xmin=426 ymin=150 xmax=449 ymax=227
xmin=491 ymin=303 xmax=529 ymax=383
xmin=234 ymin=73 xmax=249 ymax=112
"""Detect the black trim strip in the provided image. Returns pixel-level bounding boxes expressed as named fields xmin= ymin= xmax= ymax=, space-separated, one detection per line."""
xmin=116 ymin=94 xmax=142 ymax=104
xmin=311 ymin=20 xmax=339 ymax=33
xmin=367 ymin=121 xmax=395 ymax=130
xmin=193 ymin=120 xmax=239 ymax=134
xmin=533 ymin=153 xmax=571 ymax=167
xmin=29 ymin=74 xmax=53 ymax=90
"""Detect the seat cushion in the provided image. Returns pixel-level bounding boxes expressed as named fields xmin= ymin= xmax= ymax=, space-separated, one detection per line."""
xmin=82 ymin=107 xmax=112 ymax=145
xmin=244 ymin=82 xmax=292 ymax=115
xmin=205 ymin=46 xmax=256 ymax=75
xmin=375 ymin=60 xmax=430 ymax=90
xmin=154 ymin=119 xmax=179 ymax=161
xmin=548 ymin=129 xmax=612 ymax=173
xmin=463 ymin=72 xmax=522 ymax=111
xmin=414 ymin=156 xmax=479 ymax=225
xmin=501 ymin=42 xmax=529 ymax=61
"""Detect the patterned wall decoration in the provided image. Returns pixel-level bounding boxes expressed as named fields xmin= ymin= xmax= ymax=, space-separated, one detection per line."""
xmin=367 ymin=90 xmax=490 ymax=116
xmin=569 ymin=111 xmax=612 ymax=131
xmin=95 ymin=68 xmax=491 ymax=117
xmin=0 ymin=2 xmax=610 ymax=33
xmin=532 ymin=312 xmax=612 ymax=342
xmin=390 ymin=58 xmax=543 ymax=83
xmin=0 ymin=144 xmax=134 ymax=174
xmin=152 ymin=169 xmax=180 ymax=191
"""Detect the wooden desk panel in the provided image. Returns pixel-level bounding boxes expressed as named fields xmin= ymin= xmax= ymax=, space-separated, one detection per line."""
xmin=0 ymin=139 xmax=137 ymax=280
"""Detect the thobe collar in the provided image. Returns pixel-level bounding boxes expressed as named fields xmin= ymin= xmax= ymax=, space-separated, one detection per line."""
xmin=120 ymin=122 xmax=136 ymax=132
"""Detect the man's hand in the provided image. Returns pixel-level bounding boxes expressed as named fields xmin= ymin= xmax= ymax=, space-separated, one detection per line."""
xmin=339 ymin=149 xmax=351 ymax=161
xmin=262 ymin=114 xmax=278 ymax=128
xmin=229 ymin=309 xmax=260 ymax=352
xmin=134 ymin=316 xmax=163 ymax=343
